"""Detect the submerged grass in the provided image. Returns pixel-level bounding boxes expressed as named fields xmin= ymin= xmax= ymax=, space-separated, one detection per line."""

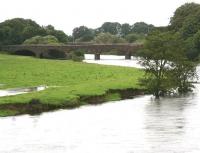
xmin=0 ymin=109 xmax=19 ymax=117
xmin=105 ymin=93 xmax=121 ymax=101
xmin=0 ymin=53 xmax=144 ymax=116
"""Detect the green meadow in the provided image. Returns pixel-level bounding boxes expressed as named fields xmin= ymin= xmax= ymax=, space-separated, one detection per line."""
xmin=0 ymin=54 xmax=144 ymax=116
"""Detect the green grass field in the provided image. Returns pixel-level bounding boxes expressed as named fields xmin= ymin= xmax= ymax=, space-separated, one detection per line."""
xmin=0 ymin=54 xmax=144 ymax=116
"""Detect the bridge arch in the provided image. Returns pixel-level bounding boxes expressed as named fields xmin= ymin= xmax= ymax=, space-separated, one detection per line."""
xmin=47 ymin=49 xmax=67 ymax=59
xmin=13 ymin=50 xmax=36 ymax=57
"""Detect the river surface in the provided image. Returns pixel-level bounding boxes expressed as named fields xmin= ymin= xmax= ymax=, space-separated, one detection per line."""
xmin=84 ymin=54 xmax=143 ymax=68
xmin=0 ymin=55 xmax=200 ymax=153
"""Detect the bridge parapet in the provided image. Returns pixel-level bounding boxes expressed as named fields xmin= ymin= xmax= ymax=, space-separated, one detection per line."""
xmin=2 ymin=43 xmax=143 ymax=60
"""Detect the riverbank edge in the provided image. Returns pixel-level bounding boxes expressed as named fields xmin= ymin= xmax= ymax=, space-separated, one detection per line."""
xmin=0 ymin=88 xmax=146 ymax=117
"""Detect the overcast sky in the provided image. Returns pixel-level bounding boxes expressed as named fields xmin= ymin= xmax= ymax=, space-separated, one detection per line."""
xmin=0 ymin=0 xmax=199 ymax=35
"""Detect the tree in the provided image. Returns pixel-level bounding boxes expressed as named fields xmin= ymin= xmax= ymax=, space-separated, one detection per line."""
xmin=99 ymin=22 xmax=121 ymax=35
xmin=167 ymin=33 xmax=197 ymax=94
xmin=184 ymin=34 xmax=200 ymax=60
xmin=44 ymin=25 xmax=68 ymax=43
xmin=180 ymin=9 xmax=200 ymax=39
xmin=140 ymin=31 xmax=174 ymax=98
xmin=170 ymin=3 xmax=200 ymax=31
xmin=94 ymin=33 xmax=126 ymax=44
xmin=0 ymin=18 xmax=43 ymax=45
xmin=140 ymin=30 xmax=196 ymax=98
xmin=170 ymin=59 xmax=196 ymax=94
xmin=22 ymin=26 xmax=46 ymax=40
xmin=132 ymin=22 xmax=154 ymax=34
xmin=72 ymin=26 xmax=94 ymax=42
xmin=169 ymin=3 xmax=200 ymax=59
xmin=121 ymin=23 xmax=131 ymax=37
xmin=0 ymin=26 xmax=12 ymax=46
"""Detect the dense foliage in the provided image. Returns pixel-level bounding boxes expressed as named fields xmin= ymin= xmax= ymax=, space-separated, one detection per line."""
xmin=44 ymin=25 xmax=68 ymax=43
xmin=72 ymin=22 xmax=154 ymax=43
xmin=72 ymin=26 xmax=95 ymax=42
xmin=94 ymin=33 xmax=126 ymax=44
xmin=97 ymin=22 xmax=122 ymax=35
xmin=0 ymin=18 xmax=154 ymax=45
xmin=170 ymin=3 xmax=200 ymax=60
xmin=132 ymin=22 xmax=154 ymax=34
xmin=125 ymin=33 xmax=145 ymax=43
xmin=23 ymin=35 xmax=60 ymax=45
xmin=0 ymin=18 xmax=68 ymax=46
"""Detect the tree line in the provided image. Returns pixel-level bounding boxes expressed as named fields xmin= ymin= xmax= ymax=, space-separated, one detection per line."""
xmin=72 ymin=22 xmax=154 ymax=43
xmin=0 ymin=18 xmax=154 ymax=46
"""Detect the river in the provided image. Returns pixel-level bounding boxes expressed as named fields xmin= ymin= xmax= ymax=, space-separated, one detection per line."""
xmin=0 ymin=55 xmax=200 ymax=153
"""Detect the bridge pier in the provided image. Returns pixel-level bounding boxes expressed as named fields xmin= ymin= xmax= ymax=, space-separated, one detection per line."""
xmin=95 ymin=54 xmax=100 ymax=60
xmin=125 ymin=53 xmax=131 ymax=60
xmin=35 ymin=52 xmax=41 ymax=58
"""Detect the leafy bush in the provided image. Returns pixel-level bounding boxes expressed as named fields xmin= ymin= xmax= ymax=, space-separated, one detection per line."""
xmin=23 ymin=35 xmax=61 ymax=45
xmin=68 ymin=50 xmax=84 ymax=61
xmin=94 ymin=33 xmax=127 ymax=44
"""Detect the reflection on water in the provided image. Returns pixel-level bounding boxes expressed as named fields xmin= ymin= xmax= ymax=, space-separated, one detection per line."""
xmin=144 ymin=87 xmax=200 ymax=153
xmin=0 ymin=56 xmax=200 ymax=153
xmin=1 ymin=90 xmax=200 ymax=153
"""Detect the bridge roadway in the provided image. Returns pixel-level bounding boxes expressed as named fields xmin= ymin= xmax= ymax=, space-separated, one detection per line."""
xmin=2 ymin=43 xmax=143 ymax=60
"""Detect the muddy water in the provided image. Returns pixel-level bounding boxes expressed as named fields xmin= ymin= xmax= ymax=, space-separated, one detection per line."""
xmin=0 ymin=56 xmax=200 ymax=153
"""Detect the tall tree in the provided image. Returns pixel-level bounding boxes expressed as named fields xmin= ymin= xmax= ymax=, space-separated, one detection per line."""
xmin=44 ymin=25 xmax=68 ymax=43
xmin=121 ymin=23 xmax=131 ymax=37
xmin=140 ymin=30 xmax=196 ymax=98
xmin=169 ymin=3 xmax=200 ymax=60
xmin=170 ymin=3 xmax=200 ymax=31
xmin=99 ymin=22 xmax=121 ymax=35
xmin=0 ymin=18 xmax=43 ymax=45
xmin=72 ymin=26 xmax=94 ymax=42
xmin=132 ymin=22 xmax=154 ymax=34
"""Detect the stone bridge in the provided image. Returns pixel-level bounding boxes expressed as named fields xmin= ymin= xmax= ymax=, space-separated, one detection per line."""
xmin=2 ymin=43 xmax=143 ymax=60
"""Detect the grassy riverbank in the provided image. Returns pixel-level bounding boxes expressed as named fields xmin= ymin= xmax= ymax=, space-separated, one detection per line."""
xmin=0 ymin=54 xmax=144 ymax=116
